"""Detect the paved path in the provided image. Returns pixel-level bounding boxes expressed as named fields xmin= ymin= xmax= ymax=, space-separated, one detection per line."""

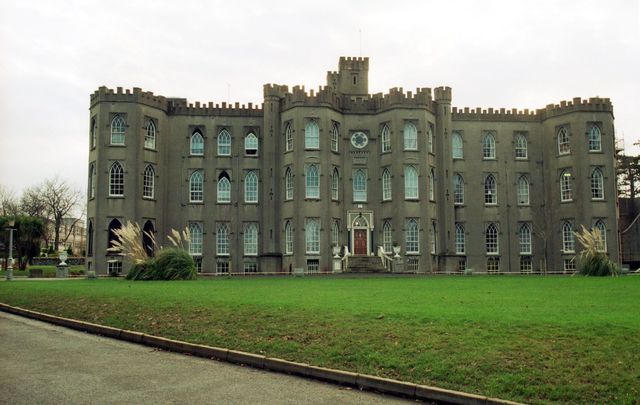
xmin=0 ymin=312 xmax=409 ymax=404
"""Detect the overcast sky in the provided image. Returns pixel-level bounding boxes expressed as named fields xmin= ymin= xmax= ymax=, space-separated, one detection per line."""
xmin=1 ymin=0 xmax=639 ymax=197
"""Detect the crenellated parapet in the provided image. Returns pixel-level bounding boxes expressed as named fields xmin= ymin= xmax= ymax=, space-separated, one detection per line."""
xmin=90 ymin=86 xmax=168 ymax=110
xmin=452 ymin=97 xmax=613 ymax=122
xmin=90 ymin=86 xmax=263 ymax=117
xmin=278 ymin=85 xmax=436 ymax=114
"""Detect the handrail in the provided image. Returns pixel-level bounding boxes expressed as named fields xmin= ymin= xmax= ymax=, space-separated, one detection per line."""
xmin=377 ymin=246 xmax=393 ymax=271
xmin=341 ymin=245 xmax=350 ymax=270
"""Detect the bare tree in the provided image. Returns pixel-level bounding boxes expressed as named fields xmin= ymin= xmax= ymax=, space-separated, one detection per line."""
xmin=0 ymin=184 xmax=20 ymax=216
xmin=20 ymin=185 xmax=48 ymax=218
xmin=39 ymin=177 xmax=83 ymax=251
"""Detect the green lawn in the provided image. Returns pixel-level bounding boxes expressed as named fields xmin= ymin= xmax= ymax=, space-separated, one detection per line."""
xmin=0 ymin=265 xmax=84 ymax=278
xmin=1 ymin=276 xmax=638 ymax=404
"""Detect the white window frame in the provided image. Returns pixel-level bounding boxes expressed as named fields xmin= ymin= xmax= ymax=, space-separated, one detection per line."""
xmin=558 ymin=127 xmax=570 ymax=155
xmin=519 ymin=223 xmax=532 ymax=254
xmin=218 ymin=129 xmax=231 ymax=156
xmin=285 ymin=123 xmax=293 ymax=152
xmin=428 ymin=125 xmax=434 ymax=154
xmin=285 ymin=167 xmax=293 ymax=200
xmin=305 ymin=218 xmax=320 ymax=254
xmin=353 ymin=169 xmax=367 ymax=202
xmin=591 ymin=168 xmax=604 ymax=200
xmin=588 ymin=125 xmax=602 ymax=152
xmin=428 ymin=168 xmax=435 ymax=201
xmin=515 ymin=133 xmax=527 ymax=159
xmin=110 ymin=115 xmax=126 ymax=145
xmin=484 ymin=174 xmax=497 ymax=205
xmin=89 ymin=163 xmax=96 ymax=199
xmin=562 ymin=221 xmax=575 ymax=253
xmin=486 ymin=223 xmax=499 ymax=254
xmin=109 ymin=161 xmax=124 ymax=197
xmin=331 ymin=168 xmax=339 ymax=200
xmin=189 ymin=170 xmax=204 ymax=203
xmin=216 ymin=223 xmax=229 ymax=256
xmin=244 ymin=171 xmax=258 ymax=203
xmin=381 ymin=125 xmax=391 ymax=152
xmin=453 ymin=173 xmax=464 ymax=205
xmin=244 ymin=133 xmax=258 ymax=155
xmin=430 ymin=222 xmax=437 ymax=254
xmin=143 ymin=164 xmax=154 ymax=199
xmin=452 ymin=132 xmax=463 ymax=159
xmin=331 ymin=220 xmax=339 ymax=247
xmin=594 ymin=220 xmax=607 ymax=252
xmin=560 ymin=170 xmax=572 ymax=202
xmin=305 ymin=120 xmax=319 ymax=149
xmin=285 ymin=220 xmax=293 ymax=254
xmin=517 ymin=175 xmax=530 ymax=205
xmin=305 ymin=165 xmax=319 ymax=199
xmin=145 ymin=119 xmax=156 ymax=149
xmin=190 ymin=132 xmax=204 ymax=155
xmin=382 ymin=221 xmax=392 ymax=253
xmin=188 ymin=222 xmax=203 ymax=256
xmin=455 ymin=223 xmax=465 ymax=254
xmin=482 ymin=132 xmax=496 ymax=159
xmin=217 ymin=174 xmax=231 ymax=203
xmin=405 ymin=219 xmax=419 ymax=254
xmin=330 ymin=123 xmax=339 ymax=152
xmin=244 ymin=223 xmax=258 ymax=256
xmin=382 ymin=169 xmax=392 ymax=201
xmin=403 ymin=122 xmax=418 ymax=151
xmin=404 ymin=166 xmax=418 ymax=199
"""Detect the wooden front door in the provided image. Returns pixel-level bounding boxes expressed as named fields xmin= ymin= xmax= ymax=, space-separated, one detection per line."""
xmin=354 ymin=229 xmax=367 ymax=255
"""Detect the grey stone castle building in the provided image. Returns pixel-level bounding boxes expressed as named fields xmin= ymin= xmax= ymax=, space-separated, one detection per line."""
xmin=86 ymin=57 xmax=618 ymax=275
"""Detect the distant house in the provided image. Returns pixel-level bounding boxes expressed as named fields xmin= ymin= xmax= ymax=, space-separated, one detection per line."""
xmin=45 ymin=218 xmax=86 ymax=256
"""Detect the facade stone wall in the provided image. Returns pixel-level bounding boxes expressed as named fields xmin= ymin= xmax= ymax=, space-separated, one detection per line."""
xmin=86 ymin=57 xmax=619 ymax=275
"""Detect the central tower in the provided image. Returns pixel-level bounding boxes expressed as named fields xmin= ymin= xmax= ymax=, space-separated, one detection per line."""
xmin=326 ymin=57 xmax=369 ymax=96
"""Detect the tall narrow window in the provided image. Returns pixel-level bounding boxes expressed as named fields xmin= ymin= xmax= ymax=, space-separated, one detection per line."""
xmin=189 ymin=222 xmax=203 ymax=256
xmin=484 ymin=174 xmax=497 ymax=204
xmin=517 ymin=175 xmax=529 ymax=205
xmin=190 ymin=131 xmax=204 ymax=155
xmin=383 ymin=221 xmax=392 ymax=253
xmin=405 ymin=219 xmax=419 ymax=254
xmin=430 ymin=222 xmax=437 ymax=254
xmin=284 ymin=220 xmax=293 ymax=254
xmin=381 ymin=125 xmax=391 ymax=152
xmin=519 ymin=223 xmax=532 ymax=254
xmin=285 ymin=167 xmax=293 ymax=200
xmin=455 ymin=223 xmax=465 ymax=254
xmin=353 ymin=169 xmax=367 ymax=202
xmin=189 ymin=170 xmax=203 ymax=202
xmin=382 ymin=169 xmax=392 ymax=201
xmin=404 ymin=166 xmax=418 ymax=199
xmin=306 ymin=165 xmax=319 ymax=198
xmin=331 ymin=220 xmax=340 ymax=247
xmin=330 ymin=123 xmax=339 ymax=152
xmin=558 ymin=127 xmax=570 ymax=154
xmin=515 ymin=133 xmax=527 ymax=159
xmin=486 ymin=223 xmax=498 ymax=254
xmin=217 ymin=223 xmax=229 ymax=255
xmin=305 ymin=120 xmax=319 ymax=149
xmin=244 ymin=223 xmax=258 ymax=256
xmin=90 ymin=117 xmax=97 ymax=148
xmin=560 ymin=170 xmax=572 ymax=201
xmin=453 ymin=173 xmax=464 ymax=205
xmin=591 ymin=168 xmax=604 ymax=200
xmin=143 ymin=165 xmax=154 ymax=199
xmin=110 ymin=115 xmax=125 ymax=145
xmin=89 ymin=163 xmax=96 ymax=199
xmin=452 ymin=132 xmax=463 ymax=159
xmin=108 ymin=218 xmax=122 ymax=250
xmin=87 ymin=220 xmax=94 ymax=256
xmin=482 ymin=132 xmax=496 ymax=159
xmin=218 ymin=129 xmax=231 ymax=156
xmin=427 ymin=125 xmax=434 ymax=153
xmin=562 ymin=221 xmax=574 ymax=253
xmin=245 ymin=133 xmax=258 ymax=155
xmin=428 ymin=168 xmax=435 ymax=201
xmin=594 ymin=220 xmax=606 ymax=252
xmin=588 ymin=125 xmax=602 ymax=152
xmin=285 ymin=123 xmax=293 ymax=152
xmin=244 ymin=171 xmax=258 ymax=203
xmin=331 ymin=167 xmax=339 ymax=200
xmin=305 ymin=219 xmax=320 ymax=254
xmin=217 ymin=172 xmax=231 ymax=203
xmin=142 ymin=220 xmax=155 ymax=257
xmin=109 ymin=162 xmax=124 ymax=196
xmin=145 ymin=119 xmax=156 ymax=149
xmin=404 ymin=122 xmax=418 ymax=150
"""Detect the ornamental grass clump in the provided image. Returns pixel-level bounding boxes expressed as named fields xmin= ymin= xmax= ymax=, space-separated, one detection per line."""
xmin=574 ymin=225 xmax=620 ymax=277
xmin=108 ymin=222 xmax=194 ymax=281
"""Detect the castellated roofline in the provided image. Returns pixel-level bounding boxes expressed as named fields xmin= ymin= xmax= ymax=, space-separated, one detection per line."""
xmin=452 ymin=96 xmax=613 ymax=122
xmin=90 ymin=86 xmax=263 ymax=117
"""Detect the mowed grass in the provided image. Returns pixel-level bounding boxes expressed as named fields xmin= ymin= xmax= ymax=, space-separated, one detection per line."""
xmin=1 ymin=276 xmax=639 ymax=404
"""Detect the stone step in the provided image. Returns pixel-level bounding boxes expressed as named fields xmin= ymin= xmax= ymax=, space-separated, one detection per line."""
xmin=347 ymin=256 xmax=388 ymax=273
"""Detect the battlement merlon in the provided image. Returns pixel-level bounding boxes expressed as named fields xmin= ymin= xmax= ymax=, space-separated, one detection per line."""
xmin=339 ymin=56 xmax=369 ymax=71
xmin=90 ymin=86 xmax=263 ymax=116
xmin=434 ymin=86 xmax=452 ymax=103
xmin=451 ymin=97 xmax=613 ymax=122
xmin=263 ymin=83 xmax=289 ymax=99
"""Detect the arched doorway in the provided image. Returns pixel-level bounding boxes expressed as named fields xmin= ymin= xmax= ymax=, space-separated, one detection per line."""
xmin=352 ymin=215 xmax=369 ymax=255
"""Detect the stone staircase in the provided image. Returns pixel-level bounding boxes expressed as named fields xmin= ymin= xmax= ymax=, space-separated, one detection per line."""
xmin=347 ymin=255 xmax=388 ymax=273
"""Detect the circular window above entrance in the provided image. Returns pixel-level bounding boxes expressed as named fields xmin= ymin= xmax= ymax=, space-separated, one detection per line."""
xmin=350 ymin=132 xmax=368 ymax=149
